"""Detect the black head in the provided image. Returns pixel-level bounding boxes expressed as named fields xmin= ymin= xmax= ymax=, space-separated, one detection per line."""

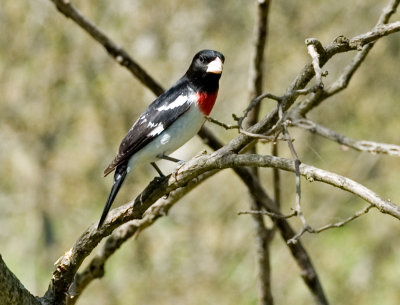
xmin=185 ymin=49 xmax=225 ymax=92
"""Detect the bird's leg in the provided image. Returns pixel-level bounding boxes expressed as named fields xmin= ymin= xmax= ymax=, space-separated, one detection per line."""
xmin=157 ymin=154 xmax=184 ymax=165
xmin=150 ymin=161 xmax=170 ymax=199
xmin=151 ymin=162 xmax=165 ymax=177
xmin=157 ymin=154 xmax=186 ymax=182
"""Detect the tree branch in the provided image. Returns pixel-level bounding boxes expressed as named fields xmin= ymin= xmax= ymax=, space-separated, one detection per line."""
xmin=294 ymin=0 xmax=400 ymax=115
xmin=66 ymin=170 xmax=217 ymax=304
xmin=0 ymin=255 xmax=41 ymax=305
xmin=310 ymin=205 xmax=373 ymax=233
xmin=49 ymin=0 xmax=164 ymax=96
xmin=349 ymin=21 xmax=400 ymax=49
xmin=41 ymin=1 xmax=400 ymax=304
xmin=181 ymin=153 xmax=400 ymax=220
xmin=292 ymin=118 xmax=400 ymax=157
xmin=287 ymin=205 xmax=373 ymax=243
xmin=232 ymin=167 xmax=329 ymax=305
xmin=225 ymin=3 xmax=400 ymax=156
xmin=245 ymin=1 xmax=274 ymax=304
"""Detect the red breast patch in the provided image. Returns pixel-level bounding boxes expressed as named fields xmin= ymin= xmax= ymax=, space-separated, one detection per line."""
xmin=196 ymin=90 xmax=219 ymax=116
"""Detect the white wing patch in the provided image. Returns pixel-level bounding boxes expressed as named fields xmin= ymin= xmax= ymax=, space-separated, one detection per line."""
xmin=148 ymin=123 xmax=164 ymax=136
xmin=139 ymin=115 xmax=147 ymax=124
xmin=157 ymin=94 xmax=188 ymax=111
xmin=147 ymin=121 xmax=159 ymax=128
xmin=160 ymin=133 xmax=171 ymax=145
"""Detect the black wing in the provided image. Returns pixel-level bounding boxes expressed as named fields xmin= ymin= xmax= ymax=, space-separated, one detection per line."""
xmin=104 ymin=79 xmax=193 ymax=176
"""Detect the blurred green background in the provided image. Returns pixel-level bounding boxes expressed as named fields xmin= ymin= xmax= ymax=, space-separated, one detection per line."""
xmin=1 ymin=1 xmax=400 ymax=304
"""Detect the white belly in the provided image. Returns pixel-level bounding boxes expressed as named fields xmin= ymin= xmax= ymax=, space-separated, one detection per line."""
xmin=127 ymin=105 xmax=205 ymax=172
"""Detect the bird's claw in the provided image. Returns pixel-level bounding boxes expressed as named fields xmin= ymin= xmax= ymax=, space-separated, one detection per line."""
xmin=153 ymin=176 xmax=165 ymax=183
xmin=172 ymin=161 xmax=185 ymax=181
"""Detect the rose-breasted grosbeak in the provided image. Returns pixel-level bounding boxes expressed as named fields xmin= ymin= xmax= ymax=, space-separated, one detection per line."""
xmin=98 ymin=49 xmax=224 ymax=228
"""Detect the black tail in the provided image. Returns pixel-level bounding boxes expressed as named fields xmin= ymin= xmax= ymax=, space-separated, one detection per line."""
xmin=97 ymin=163 xmax=128 ymax=229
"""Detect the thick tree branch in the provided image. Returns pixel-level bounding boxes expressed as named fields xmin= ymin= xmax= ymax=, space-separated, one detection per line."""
xmin=41 ymin=1 xmax=400 ymax=304
xmin=66 ymin=170 xmax=217 ymax=304
xmin=0 ymin=255 xmax=41 ymax=305
xmin=66 ymin=129 xmax=329 ymax=305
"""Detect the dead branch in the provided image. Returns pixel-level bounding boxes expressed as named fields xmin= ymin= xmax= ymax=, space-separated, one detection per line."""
xmin=292 ymin=118 xmax=400 ymax=157
xmin=288 ymin=205 xmax=373 ymax=243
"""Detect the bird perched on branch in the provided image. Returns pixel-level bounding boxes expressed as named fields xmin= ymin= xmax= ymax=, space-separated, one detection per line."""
xmin=98 ymin=49 xmax=225 ymax=229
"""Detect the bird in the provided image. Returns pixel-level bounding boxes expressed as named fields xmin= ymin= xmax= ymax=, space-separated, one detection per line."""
xmin=98 ymin=49 xmax=225 ymax=229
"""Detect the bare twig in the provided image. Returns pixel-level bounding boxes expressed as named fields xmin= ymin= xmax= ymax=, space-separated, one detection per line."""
xmin=198 ymin=129 xmax=329 ymax=305
xmin=306 ymin=38 xmax=326 ymax=87
xmin=311 ymin=205 xmax=373 ymax=233
xmin=294 ymin=0 xmax=400 ymax=115
xmin=237 ymin=92 xmax=282 ymax=130
xmin=232 ymin=2 xmax=400 ymax=151
xmin=170 ymin=152 xmax=400 ymax=220
xmin=271 ymin=143 xmax=281 ymax=210
xmin=292 ymin=118 xmax=400 ymax=157
xmin=294 ymin=83 xmax=324 ymax=96
xmin=350 ymin=21 xmax=400 ymax=49
xmin=233 ymin=167 xmax=329 ymax=305
xmin=246 ymin=1 xmax=274 ymax=304
xmin=205 ymin=116 xmax=239 ymax=130
xmin=288 ymin=205 xmax=373 ymax=243
xmin=238 ymin=210 xmax=297 ymax=219
xmin=280 ymin=107 xmax=307 ymax=237
xmin=237 ymin=129 xmax=279 ymax=142
xmin=245 ymin=0 xmax=272 ymax=128
xmin=325 ymin=44 xmax=372 ymax=97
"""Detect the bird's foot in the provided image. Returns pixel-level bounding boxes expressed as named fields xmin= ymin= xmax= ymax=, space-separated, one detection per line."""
xmin=153 ymin=176 xmax=165 ymax=182
xmin=172 ymin=161 xmax=186 ymax=181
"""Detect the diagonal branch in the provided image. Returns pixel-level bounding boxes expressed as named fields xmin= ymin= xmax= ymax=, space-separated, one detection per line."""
xmin=67 ymin=127 xmax=329 ymax=305
xmin=349 ymin=21 xmax=400 ymax=48
xmin=229 ymin=1 xmax=400 ymax=155
xmin=0 ymin=255 xmax=41 ymax=305
xmin=49 ymin=0 xmax=164 ymax=96
xmin=66 ymin=170 xmax=217 ymax=305
xmin=287 ymin=205 xmax=373 ymax=243
xmin=61 ymin=148 xmax=397 ymax=303
xmin=43 ymin=1 xmax=400 ymax=304
xmin=292 ymin=118 xmax=400 ymax=157
xmin=294 ymin=0 xmax=400 ymax=115
xmin=310 ymin=205 xmax=373 ymax=234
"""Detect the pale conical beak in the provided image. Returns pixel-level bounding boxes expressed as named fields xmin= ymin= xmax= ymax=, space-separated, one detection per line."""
xmin=206 ymin=57 xmax=223 ymax=74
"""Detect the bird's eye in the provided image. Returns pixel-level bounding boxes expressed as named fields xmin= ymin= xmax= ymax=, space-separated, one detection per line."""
xmin=199 ymin=55 xmax=206 ymax=63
